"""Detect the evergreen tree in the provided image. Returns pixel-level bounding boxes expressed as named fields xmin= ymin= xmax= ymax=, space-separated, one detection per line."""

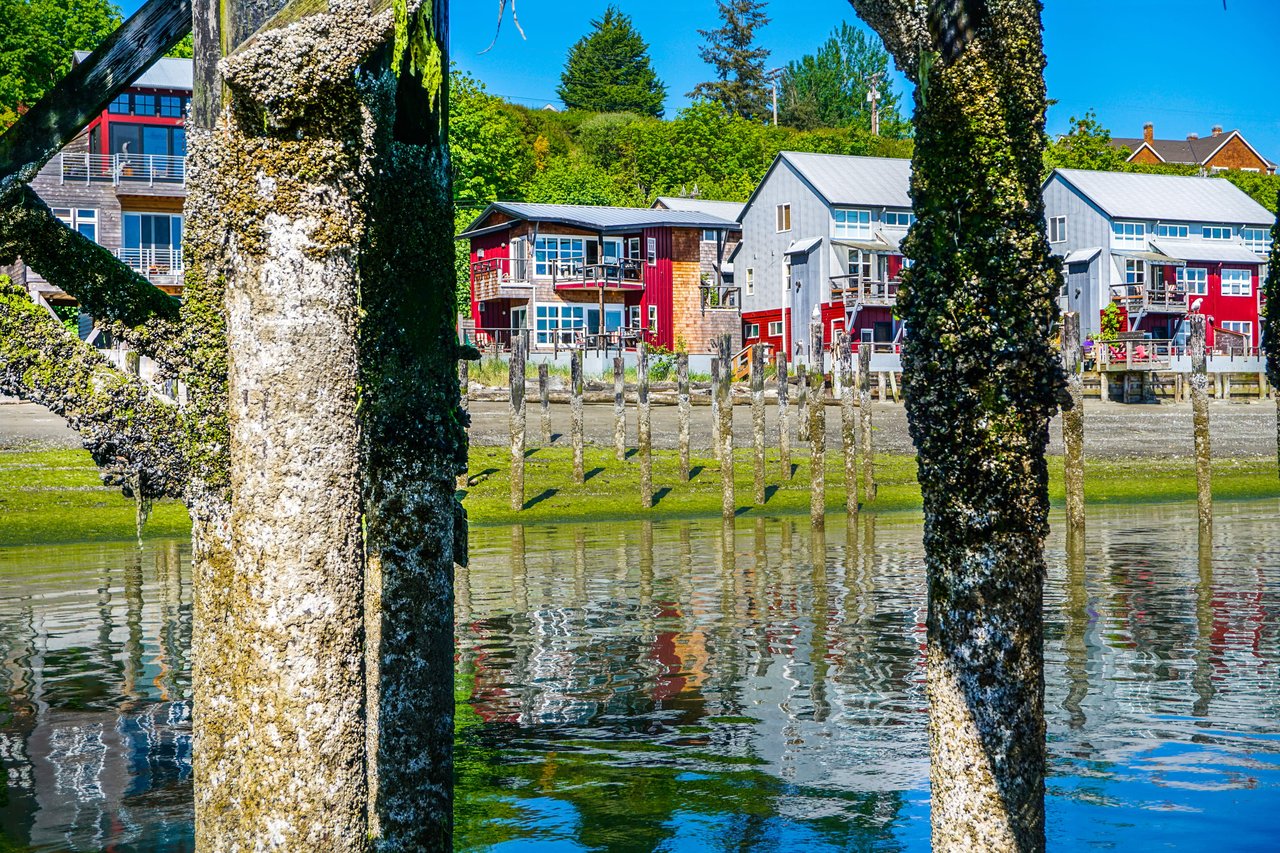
xmin=557 ymin=5 xmax=666 ymax=117
xmin=688 ymin=0 xmax=771 ymax=120
xmin=1043 ymin=110 xmax=1131 ymax=173
xmin=778 ymin=22 xmax=906 ymax=136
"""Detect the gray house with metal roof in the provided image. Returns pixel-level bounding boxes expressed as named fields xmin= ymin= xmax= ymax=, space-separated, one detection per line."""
xmin=734 ymin=152 xmax=914 ymax=364
xmin=1043 ymin=169 xmax=1273 ymax=348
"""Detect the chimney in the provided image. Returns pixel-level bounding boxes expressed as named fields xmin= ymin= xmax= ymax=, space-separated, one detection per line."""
xmin=1187 ymin=133 xmax=1199 ymax=141
xmin=1212 ymin=125 xmax=1224 ymax=137
xmin=1143 ymin=122 xmax=1154 ymax=142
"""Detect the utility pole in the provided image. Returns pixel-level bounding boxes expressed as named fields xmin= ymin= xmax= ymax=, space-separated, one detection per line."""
xmin=768 ymin=67 xmax=783 ymax=126
xmin=866 ymin=71 xmax=883 ymax=137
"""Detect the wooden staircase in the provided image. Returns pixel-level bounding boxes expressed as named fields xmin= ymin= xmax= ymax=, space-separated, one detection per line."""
xmin=731 ymin=342 xmax=775 ymax=382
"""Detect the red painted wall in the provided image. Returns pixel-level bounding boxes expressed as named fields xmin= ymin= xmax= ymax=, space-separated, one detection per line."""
xmin=469 ymin=230 xmax=511 ymax=326
xmin=640 ymin=227 xmax=675 ymax=350
xmin=1151 ymin=263 xmax=1262 ymax=347
xmin=742 ymin=307 xmax=787 ymax=354
xmin=88 ymin=87 xmax=188 ymax=155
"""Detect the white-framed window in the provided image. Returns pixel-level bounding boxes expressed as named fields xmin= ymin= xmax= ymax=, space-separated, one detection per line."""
xmin=602 ymin=237 xmax=623 ymax=262
xmin=1112 ymin=221 xmax=1146 ymax=245
xmin=647 ymin=304 xmax=658 ymax=332
xmin=1220 ymin=268 xmax=1253 ymax=296
xmin=833 ymin=208 xmax=872 ymax=238
xmin=534 ymin=304 xmax=586 ymax=344
xmin=701 ymin=229 xmax=717 ymax=243
xmin=776 ymin=204 xmax=792 ymax=233
xmin=51 ymin=207 xmax=98 ymax=242
xmin=768 ymin=320 xmax=784 ymax=337
xmin=647 ymin=237 xmax=657 ymax=266
xmin=1242 ymin=227 xmax=1272 ymax=254
xmin=1203 ymin=225 xmax=1232 ymax=241
xmin=745 ymin=268 xmax=755 ymax=296
xmin=1157 ymin=223 xmax=1190 ymax=238
xmin=1123 ymin=258 xmax=1145 ymax=285
xmin=1177 ymin=266 xmax=1208 ymax=295
xmin=847 ymin=250 xmax=873 ymax=280
xmin=1048 ymin=215 xmax=1067 ymax=244
xmin=534 ymin=236 xmax=586 ymax=277
xmin=1220 ymin=320 xmax=1252 ymax=339
xmin=884 ymin=211 xmax=915 ymax=228
xmin=628 ymin=304 xmax=641 ymax=329
xmin=745 ymin=322 xmax=760 ymax=339
xmin=628 ymin=237 xmax=641 ymax=259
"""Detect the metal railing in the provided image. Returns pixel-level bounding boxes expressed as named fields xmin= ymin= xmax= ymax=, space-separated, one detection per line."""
xmin=831 ymin=275 xmax=900 ymax=305
xmin=116 ymin=246 xmax=183 ymax=277
xmin=58 ymin=152 xmax=187 ymax=186
xmin=552 ymin=259 xmax=644 ymax=289
xmin=1096 ymin=337 xmax=1176 ymax=370
xmin=700 ymin=283 xmax=740 ymax=310
xmin=1110 ymin=285 xmax=1188 ymax=315
xmin=474 ymin=326 xmax=643 ymax=357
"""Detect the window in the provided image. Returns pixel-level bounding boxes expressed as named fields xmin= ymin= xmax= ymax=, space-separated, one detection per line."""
xmin=647 ymin=304 xmax=658 ymax=333
xmin=745 ymin=323 xmax=760 ymax=339
xmin=745 ymin=268 xmax=754 ymax=296
xmin=833 ymin=208 xmax=872 ymax=238
xmin=110 ymin=124 xmax=186 ymax=156
xmin=1123 ymin=258 xmax=1145 ymax=285
xmin=534 ymin=304 xmax=586 ymax=344
xmin=1048 ymin=216 xmax=1067 ymax=244
xmin=701 ymin=229 xmax=717 ymax=243
xmin=776 ymin=204 xmax=791 ymax=233
xmin=1112 ymin=221 xmax=1146 ymax=245
xmin=133 ymin=94 xmax=155 ymax=116
xmin=1220 ymin=321 xmax=1252 ymax=340
xmin=534 ymin=236 xmax=585 ymax=277
xmin=1203 ymin=225 xmax=1232 ymax=241
xmin=1177 ymin=266 xmax=1208 ymax=295
xmin=768 ymin=320 xmax=784 ymax=337
xmin=847 ymin=250 xmax=873 ymax=280
xmin=628 ymin=237 xmax=641 ymax=259
xmin=1243 ymin=228 xmax=1272 ymax=254
xmin=602 ymin=237 xmax=622 ymax=262
xmin=647 ymin=237 xmax=657 ymax=266
xmin=51 ymin=208 xmax=98 ymax=243
xmin=1157 ymin=224 xmax=1189 ymax=238
xmin=122 ymin=211 xmax=182 ymax=274
xmin=884 ymin=211 xmax=915 ymax=228
xmin=1221 ymin=268 xmax=1252 ymax=296
xmin=109 ymin=94 xmax=130 ymax=114
xmin=160 ymin=96 xmax=183 ymax=117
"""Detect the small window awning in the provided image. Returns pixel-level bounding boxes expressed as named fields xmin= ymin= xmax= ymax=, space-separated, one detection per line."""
xmin=1150 ymin=239 xmax=1263 ymax=264
xmin=1062 ymin=247 xmax=1101 ymax=264
xmin=1111 ymin=249 xmax=1186 ymax=267
xmin=832 ymin=236 xmax=895 ymax=253
xmin=785 ymin=236 xmax=823 ymax=255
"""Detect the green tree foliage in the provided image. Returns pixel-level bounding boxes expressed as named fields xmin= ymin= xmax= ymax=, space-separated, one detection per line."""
xmin=0 ymin=0 xmax=121 ymax=130
xmin=449 ymin=71 xmax=536 ymax=204
xmin=167 ymin=33 xmax=194 ymax=58
xmin=1043 ymin=110 xmax=1131 ymax=173
xmin=688 ymin=0 xmax=772 ymax=120
xmin=557 ymin=5 xmax=666 ymax=117
xmin=778 ymin=22 xmax=907 ymax=137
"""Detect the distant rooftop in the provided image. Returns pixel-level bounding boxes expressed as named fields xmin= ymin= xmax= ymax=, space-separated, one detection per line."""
xmin=653 ymin=197 xmax=745 ymax=223
xmin=459 ymin=201 xmax=739 ymax=238
xmin=73 ymin=50 xmax=193 ymax=91
xmin=1050 ymin=168 xmax=1273 ymax=226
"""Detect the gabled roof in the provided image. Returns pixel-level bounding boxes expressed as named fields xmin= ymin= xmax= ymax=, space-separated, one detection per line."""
xmin=73 ymin=50 xmax=192 ymax=91
xmin=1111 ymin=130 xmax=1274 ymax=171
xmin=739 ymin=152 xmax=913 ymax=217
xmin=1048 ymin=168 xmax=1273 ymax=226
xmin=458 ymin=202 xmax=738 ymax=238
xmin=653 ymin=197 xmax=745 ymax=222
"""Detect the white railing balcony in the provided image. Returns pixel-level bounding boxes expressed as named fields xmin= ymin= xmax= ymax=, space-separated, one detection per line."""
xmin=59 ymin=152 xmax=187 ymax=186
xmin=831 ymin=275 xmax=900 ymax=306
xmin=116 ymin=247 xmax=183 ymax=278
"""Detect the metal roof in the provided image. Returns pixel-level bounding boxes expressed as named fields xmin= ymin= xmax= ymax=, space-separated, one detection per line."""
xmin=1112 ymin=249 xmax=1186 ymax=267
xmin=459 ymin=201 xmax=739 ymax=238
xmin=1150 ymin=239 xmax=1265 ymax=264
xmin=653 ymin=197 xmax=745 ymax=222
xmin=785 ymin=236 xmax=823 ymax=255
xmin=1051 ymin=168 xmax=1273 ymax=226
xmin=74 ymin=50 xmax=193 ymax=91
xmin=781 ymin=152 xmax=913 ymax=209
xmin=1062 ymin=247 xmax=1102 ymax=264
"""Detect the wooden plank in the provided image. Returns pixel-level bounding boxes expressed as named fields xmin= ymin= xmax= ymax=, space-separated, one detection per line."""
xmin=0 ymin=0 xmax=192 ymax=197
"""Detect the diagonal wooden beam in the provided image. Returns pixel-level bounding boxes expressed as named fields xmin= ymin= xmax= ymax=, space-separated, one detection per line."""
xmin=0 ymin=0 xmax=191 ymax=199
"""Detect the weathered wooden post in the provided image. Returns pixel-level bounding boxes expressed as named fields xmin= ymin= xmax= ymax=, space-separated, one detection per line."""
xmin=718 ymin=335 xmax=735 ymax=518
xmin=510 ymin=335 xmax=526 ymax=511
xmin=838 ymin=332 xmax=858 ymax=517
xmin=614 ymin=355 xmax=626 ymax=461
xmin=1061 ymin=313 xmax=1085 ymax=534
xmin=1265 ymin=214 xmax=1280 ymax=478
xmin=1190 ymin=314 xmax=1212 ymax=532
xmin=677 ymin=352 xmax=691 ymax=481
xmin=538 ymin=362 xmax=551 ymax=445
xmin=809 ymin=368 xmax=826 ymax=527
xmin=638 ymin=341 xmax=653 ymax=508
xmin=571 ymin=349 xmax=585 ymax=485
xmin=710 ymin=355 xmax=722 ymax=462
xmin=858 ymin=343 xmax=876 ymax=502
xmin=751 ymin=343 xmax=766 ymax=504
xmin=777 ymin=351 xmax=792 ymax=480
xmin=797 ymin=362 xmax=810 ymax=441
xmin=457 ymin=359 xmax=470 ymax=489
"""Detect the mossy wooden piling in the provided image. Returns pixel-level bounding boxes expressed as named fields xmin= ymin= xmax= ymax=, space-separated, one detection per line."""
xmin=1189 ymin=315 xmax=1212 ymax=532
xmin=677 ymin=353 xmax=691 ymax=482
xmin=509 ymin=336 xmax=526 ymax=511
xmin=538 ymin=363 xmax=550 ymax=446
xmin=717 ymin=335 xmax=734 ymax=518
xmin=710 ymin=355 xmax=722 ymax=462
xmin=613 ymin=355 xmax=626 ymax=461
xmin=571 ymin=349 xmax=584 ymax=485
xmin=638 ymin=342 xmax=652 ymax=509
xmin=858 ymin=344 xmax=876 ymax=502
xmin=797 ymin=362 xmax=810 ymax=442
xmin=777 ymin=352 xmax=791 ymax=480
xmin=809 ymin=319 xmax=825 ymax=527
xmin=1061 ymin=313 xmax=1085 ymax=534
xmin=838 ymin=332 xmax=858 ymax=518
xmin=751 ymin=343 xmax=766 ymax=505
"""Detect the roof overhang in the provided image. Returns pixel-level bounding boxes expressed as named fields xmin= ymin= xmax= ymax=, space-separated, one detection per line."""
xmin=832 ymin=237 xmax=896 ymax=253
xmin=1062 ymin=247 xmax=1102 ymax=265
xmin=1112 ymin=249 xmax=1186 ymax=267
xmin=1150 ymin=239 xmax=1263 ymax=264
xmin=785 ymin=236 xmax=823 ymax=255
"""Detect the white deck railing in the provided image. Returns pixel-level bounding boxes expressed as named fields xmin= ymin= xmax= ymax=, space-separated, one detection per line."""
xmin=58 ymin=153 xmax=186 ymax=186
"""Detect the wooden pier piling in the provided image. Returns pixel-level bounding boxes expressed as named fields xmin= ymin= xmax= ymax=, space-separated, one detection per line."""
xmin=777 ymin=352 xmax=791 ymax=480
xmin=797 ymin=363 xmax=810 ymax=441
xmin=837 ymin=332 xmax=858 ymax=518
xmin=571 ymin=349 xmax=585 ymax=485
xmin=538 ymin=363 xmax=551 ymax=446
xmin=1189 ymin=315 xmax=1212 ymax=531
xmin=858 ymin=344 xmax=876 ymax=502
xmin=1061 ymin=313 xmax=1085 ymax=534
xmin=638 ymin=342 xmax=653 ymax=509
xmin=509 ymin=336 xmax=526 ymax=511
xmin=751 ymin=343 xmax=766 ymax=505
xmin=677 ymin=353 xmax=691 ymax=482
xmin=718 ymin=335 xmax=735 ymax=518
xmin=457 ymin=359 xmax=470 ymax=490
xmin=809 ymin=366 xmax=826 ymax=528
xmin=710 ymin=356 xmax=722 ymax=462
xmin=613 ymin=356 xmax=626 ymax=461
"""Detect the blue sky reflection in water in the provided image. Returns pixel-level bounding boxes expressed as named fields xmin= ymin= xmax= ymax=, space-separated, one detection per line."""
xmin=3 ymin=503 xmax=1280 ymax=850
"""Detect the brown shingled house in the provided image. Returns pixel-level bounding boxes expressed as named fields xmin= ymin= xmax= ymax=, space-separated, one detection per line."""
xmin=1112 ymin=123 xmax=1275 ymax=174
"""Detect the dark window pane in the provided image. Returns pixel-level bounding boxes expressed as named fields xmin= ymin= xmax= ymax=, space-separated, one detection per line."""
xmin=134 ymin=94 xmax=155 ymax=115
xmin=173 ymin=128 xmax=186 ymax=157
xmin=109 ymin=95 xmax=130 ymax=114
xmin=142 ymin=126 xmax=169 ymax=156
xmin=123 ymin=215 xmax=140 ymax=248
xmin=110 ymin=124 xmax=142 ymax=155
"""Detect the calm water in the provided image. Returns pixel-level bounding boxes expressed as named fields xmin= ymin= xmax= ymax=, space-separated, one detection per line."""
xmin=2 ymin=504 xmax=1280 ymax=851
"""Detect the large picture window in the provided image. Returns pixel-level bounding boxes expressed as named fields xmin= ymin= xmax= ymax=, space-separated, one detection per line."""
xmin=534 ymin=236 xmax=586 ymax=277
xmin=1242 ymin=228 xmax=1272 ymax=254
xmin=122 ymin=212 xmax=183 ymax=274
xmin=833 ymin=208 xmax=871 ymax=238
xmin=534 ymin=304 xmax=586 ymax=344
xmin=1177 ymin=266 xmax=1207 ymax=296
xmin=110 ymin=124 xmax=186 ymax=157
xmin=1220 ymin=268 xmax=1252 ymax=297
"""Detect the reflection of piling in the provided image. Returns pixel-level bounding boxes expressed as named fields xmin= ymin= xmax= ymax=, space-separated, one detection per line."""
xmin=837 ymin=332 xmax=858 ymax=518
xmin=538 ymin=363 xmax=551 ymax=445
xmin=1192 ymin=526 xmax=1216 ymax=718
xmin=1061 ymin=313 xmax=1086 ymax=534
xmin=751 ymin=344 xmax=766 ymax=505
xmin=809 ymin=327 xmax=826 ymax=528
xmin=710 ymin=356 xmax=722 ymax=462
xmin=677 ymin=353 xmax=691 ymax=481
xmin=777 ymin=352 xmax=791 ymax=480
xmin=638 ymin=343 xmax=653 ymax=509
xmin=1062 ymin=527 xmax=1088 ymax=729
xmin=1189 ymin=315 xmax=1212 ymax=532
xmin=858 ymin=344 xmax=876 ymax=502
xmin=718 ymin=335 xmax=735 ymax=519
xmin=614 ymin=356 xmax=626 ymax=461
xmin=571 ymin=350 xmax=585 ymax=484
xmin=510 ymin=336 xmax=526 ymax=511
xmin=797 ymin=363 xmax=809 ymax=442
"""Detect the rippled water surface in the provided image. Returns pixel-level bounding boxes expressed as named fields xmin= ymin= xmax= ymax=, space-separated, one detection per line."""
xmin=3 ymin=503 xmax=1280 ymax=851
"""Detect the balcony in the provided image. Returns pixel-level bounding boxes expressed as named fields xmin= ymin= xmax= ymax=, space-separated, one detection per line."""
xmin=550 ymin=259 xmax=644 ymax=293
xmin=1110 ymin=284 xmax=1188 ymax=316
xmin=116 ymin=247 xmax=184 ymax=294
xmin=471 ymin=256 xmax=533 ymax=302
xmin=58 ymin=153 xmax=186 ymax=187
xmin=831 ymin=275 xmax=899 ymax=307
